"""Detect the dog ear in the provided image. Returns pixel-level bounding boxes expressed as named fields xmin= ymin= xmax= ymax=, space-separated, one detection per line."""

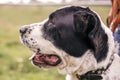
xmin=73 ymin=10 xmax=108 ymax=62
xmin=73 ymin=10 xmax=95 ymax=34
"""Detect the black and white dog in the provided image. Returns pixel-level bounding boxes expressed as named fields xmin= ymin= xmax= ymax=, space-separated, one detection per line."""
xmin=20 ymin=6 xmax=120 ymax=80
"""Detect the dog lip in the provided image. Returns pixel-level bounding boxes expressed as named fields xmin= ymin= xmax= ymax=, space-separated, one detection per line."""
xmin=29 ymin=53 xmax=42 ymax=60
xmin=29 ymin=53 xmax=36 ymax=60
xmin=30 ymin=53 xmax=62 ymax=67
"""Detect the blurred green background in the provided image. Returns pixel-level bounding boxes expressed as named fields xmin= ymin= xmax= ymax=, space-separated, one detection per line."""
xmin=0 ymin=5 xmax=110 ymax=80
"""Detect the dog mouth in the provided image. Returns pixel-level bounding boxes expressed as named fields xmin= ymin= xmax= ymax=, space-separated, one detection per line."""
xmin=30 ymin=53 xmax=62 ymax=67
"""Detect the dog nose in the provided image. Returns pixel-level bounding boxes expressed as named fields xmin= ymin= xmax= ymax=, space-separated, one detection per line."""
xmin=20 ymin=27 xmax=28 ymax=34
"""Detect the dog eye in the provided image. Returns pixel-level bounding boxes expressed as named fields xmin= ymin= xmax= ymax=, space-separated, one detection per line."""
xmin=46 ymin=21 xmax=56 ymax=30
xmin=48 ymin=22 xmax=53 ymax=27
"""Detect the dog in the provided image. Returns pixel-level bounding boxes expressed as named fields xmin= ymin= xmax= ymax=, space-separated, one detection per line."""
xmin=20 ymin=6 xmax=120 ymax=80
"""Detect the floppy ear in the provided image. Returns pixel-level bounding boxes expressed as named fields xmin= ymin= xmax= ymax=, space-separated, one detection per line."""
xmin=73 ymin=10 xmax=108 ymax=62
xmin=73 ymin=10 xmax=95 ymax=34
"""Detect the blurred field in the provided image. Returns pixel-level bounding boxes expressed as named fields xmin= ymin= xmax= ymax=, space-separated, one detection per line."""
xmin=0 ymin=5 xmax=110 ymax=80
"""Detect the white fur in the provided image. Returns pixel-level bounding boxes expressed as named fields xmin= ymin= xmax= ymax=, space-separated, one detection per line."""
xmin=58 ymin=50 xmax=97 ymax=75
xmin=66 ymin=74 xmax=78 ymax=80
xmin=102 ymin=54 xmax=120 ymax=80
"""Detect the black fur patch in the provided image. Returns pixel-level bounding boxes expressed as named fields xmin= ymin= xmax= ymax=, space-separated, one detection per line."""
xmin=42 ymin=6 xmax=108 ymax=62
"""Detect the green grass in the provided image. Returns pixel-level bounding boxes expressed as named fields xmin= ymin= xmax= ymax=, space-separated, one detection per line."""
xmin=0 ymin=5 xmax=110 ymax=80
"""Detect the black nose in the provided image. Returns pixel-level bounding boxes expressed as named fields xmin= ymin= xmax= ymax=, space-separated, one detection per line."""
xmin=20 ymin=27 xmax=28 ymax=34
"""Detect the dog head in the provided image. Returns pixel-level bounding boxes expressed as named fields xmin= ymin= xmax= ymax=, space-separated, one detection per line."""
xmin=20 ymin=6 xmax=114 ymax=74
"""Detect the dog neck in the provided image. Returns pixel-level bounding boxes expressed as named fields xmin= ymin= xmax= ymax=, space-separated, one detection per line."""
xmin=58 ymin=42 xmax=118 ymax=76
xmin=58 ymin=50 xmax=97 ymax=75
xmin=76 ymin=53 xmax=115 ymax=80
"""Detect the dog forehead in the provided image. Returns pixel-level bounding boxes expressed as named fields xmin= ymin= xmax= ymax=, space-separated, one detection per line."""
xmin=49 ymin=6 xmax=91 ymax=19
